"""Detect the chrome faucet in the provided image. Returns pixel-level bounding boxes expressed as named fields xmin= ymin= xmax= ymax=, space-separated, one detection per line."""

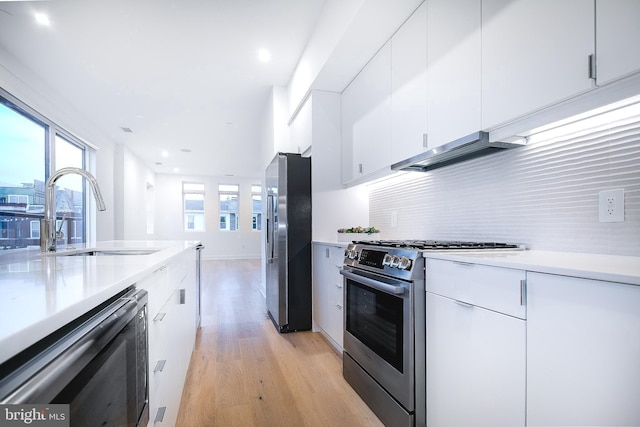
xmin=41 ymin=167 xmax=106 ymax=252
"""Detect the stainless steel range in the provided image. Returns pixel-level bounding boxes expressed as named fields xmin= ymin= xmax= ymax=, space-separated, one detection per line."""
xmin=340 ymin=240 xmax=523 ymax=427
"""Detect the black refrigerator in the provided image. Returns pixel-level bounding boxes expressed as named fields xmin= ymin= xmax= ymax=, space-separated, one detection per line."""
xmin=265 ymin=152 xmax=312 ymax=333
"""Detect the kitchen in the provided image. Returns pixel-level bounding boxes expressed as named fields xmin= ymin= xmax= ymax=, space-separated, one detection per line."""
xmin=1 ymin=0 xmax=640 ymax=426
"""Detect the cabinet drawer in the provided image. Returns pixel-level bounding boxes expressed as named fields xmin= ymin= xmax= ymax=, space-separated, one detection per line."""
xmin=426 ymin=258 xmax=526 ymax=319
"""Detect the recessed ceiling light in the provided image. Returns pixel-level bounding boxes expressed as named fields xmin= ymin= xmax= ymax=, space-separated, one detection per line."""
xmin=180 ymin=148 xmax=192 ymax=153
xmin=155 ymin=162 xmax=162 ymax=166
xmin=161 ymin=150 xmax=169 ymax=158
xmin=258 ymin=49 xmax=271 ymax=63
xmin=121 ymin=127 xmax=133 ymax=133
xmin=34 ymin=12 xmax=50 ymax=26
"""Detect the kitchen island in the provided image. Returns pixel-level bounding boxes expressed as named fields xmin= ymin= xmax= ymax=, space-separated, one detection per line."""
xmin=0 ymin=240 xmax=200 ymax=426
xmin=0 ymin=240 xmax=200 ymax=365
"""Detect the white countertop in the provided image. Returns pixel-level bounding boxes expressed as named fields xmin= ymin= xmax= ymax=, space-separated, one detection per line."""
xmin=312 ymin=240 xmax=349 ymax=247
xmin=0 ymin=240 xmax=200 ymax=365
xmin=423 ymin=250 xmax=640 ymax=286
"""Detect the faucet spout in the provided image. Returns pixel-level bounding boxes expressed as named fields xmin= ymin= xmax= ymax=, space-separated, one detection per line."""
xmin=41 ymin=167 xmax=106 ymax=252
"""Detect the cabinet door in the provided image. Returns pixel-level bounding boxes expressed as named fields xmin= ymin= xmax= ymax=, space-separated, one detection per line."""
xmin=527 ymin=273 xmax=640 ymax=426
xmin=426 ymin=0 xmax=481 ymax=148
xmin=481 ymin=0 xmax=594 ymax=129
xmin=312 ymin=244 xmax=344 ymax=349
xmin=596 ymin=0 xmax=640 ymax=85
xmin=341 ymin=41 xmax=392 ymax=184
xmin=391 ymin=2 xmax=427 ymax=163
xmin=426 ymin=292 xmax=526 ymax=427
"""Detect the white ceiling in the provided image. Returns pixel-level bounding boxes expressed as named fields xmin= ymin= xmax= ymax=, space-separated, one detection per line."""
xmin=0 ymin=0 xmax=326 ymax=178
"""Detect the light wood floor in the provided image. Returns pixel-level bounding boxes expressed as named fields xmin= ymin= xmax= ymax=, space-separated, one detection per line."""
xmin=176 ymin=259 xmax=384 ymax=427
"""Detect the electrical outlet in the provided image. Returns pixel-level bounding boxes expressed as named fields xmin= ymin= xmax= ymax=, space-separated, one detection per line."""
xmin=598 ymin=189 xmax=624 ymax=222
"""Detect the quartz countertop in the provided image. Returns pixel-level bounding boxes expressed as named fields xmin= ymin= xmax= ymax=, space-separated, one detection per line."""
xmin=0 ymin=240 xmax=200 ymax=365
xmin=423 ymin=250 xmax=640 ymax=286
xmin=312 ymin=240 xmax=350 ymax=247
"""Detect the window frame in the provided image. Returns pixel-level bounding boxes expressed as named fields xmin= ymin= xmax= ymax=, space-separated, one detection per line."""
xmin=218 ymin=184 xmax=239 ymax=231
xmin=251 ymin=184 xmax=262 ymax=231
xmin=182 ymin=181 xmax=206 ymax=232
xmin=0 ymin=87 xmax=98 ymax=250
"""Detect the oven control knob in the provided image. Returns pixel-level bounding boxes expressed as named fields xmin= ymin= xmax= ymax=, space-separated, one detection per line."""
xmin=390 ymin=256 xmax=400 ymax=268
xmin=398 ymin=257 xmax=412 ymax=270
xmin=346 ymin=249 xmax=359 ymax=260
xmin=382 ymin=254 xmax=393 ymax=266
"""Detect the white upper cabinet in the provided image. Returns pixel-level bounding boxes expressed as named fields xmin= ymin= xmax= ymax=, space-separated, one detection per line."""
xmin=341 ymin=41 xmax=392 ymax=185
xmin=595 ymin=0 xmax=640 ymax=85
xmin=426 ymin=0 xmax=481 ymax=149
xmin=481 ymin=0 xmax=595 ymax=129
xmin=391 ymin=2 xmax=428 ymax=164
xmin=288 ymin=96 xmax=313 ymax=155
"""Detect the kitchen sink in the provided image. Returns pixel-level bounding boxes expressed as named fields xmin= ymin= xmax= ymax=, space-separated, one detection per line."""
xmin=55 ymin=248 xmax=161 ymax=256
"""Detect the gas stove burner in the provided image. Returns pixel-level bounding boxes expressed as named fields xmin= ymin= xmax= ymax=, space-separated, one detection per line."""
xmin=351 ymin=239 xmax=523 ymax=250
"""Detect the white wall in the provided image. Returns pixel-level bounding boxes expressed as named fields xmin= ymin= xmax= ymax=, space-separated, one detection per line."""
xmin=153 ymin=174 xmax=261 ymax=260
xmin=113 ymin=144 xmax=155 ymax=240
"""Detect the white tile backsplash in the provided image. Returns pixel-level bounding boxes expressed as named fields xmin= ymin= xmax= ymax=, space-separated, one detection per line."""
xmin=369 ymin=112 xmax=640 ymax=256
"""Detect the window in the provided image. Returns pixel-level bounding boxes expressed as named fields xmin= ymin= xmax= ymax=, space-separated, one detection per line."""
xmin=0 ymin=89 xmax=94 ymax=251
xmin=30 ymin=221 xmax=40 ymax=239
xmin=183 ymin=182 xmax=205 ymax=232
xmin=8 ymin=195 xmax=28 ymax=204
xmin=252 ymin=185 xmax=262 ymax=231
xmin=219 ymin=184 xmax=239 ymax=231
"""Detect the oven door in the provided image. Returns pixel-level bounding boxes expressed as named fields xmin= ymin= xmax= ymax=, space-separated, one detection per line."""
xmin=341 ymin=267 xmax=414 ymax=411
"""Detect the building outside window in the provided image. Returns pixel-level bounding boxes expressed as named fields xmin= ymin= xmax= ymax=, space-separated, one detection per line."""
xmin=219 ymin=184 xmax=239 ymax=231
xmin=183 ymin=182 xmax=205 ymax=232
xmin=0 ymin=89 xmax=93 ymax=251
xmin=252 ymin=185 xmax=262 ymax=231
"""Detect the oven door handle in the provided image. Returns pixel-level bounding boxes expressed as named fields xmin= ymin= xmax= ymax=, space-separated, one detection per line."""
xmin=340 ymin=269 xmax=406 ymax=295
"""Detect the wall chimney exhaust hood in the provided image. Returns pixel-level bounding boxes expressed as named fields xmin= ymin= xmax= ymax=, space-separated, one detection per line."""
xmin=391 ymin=131 xmax=525 ymax=172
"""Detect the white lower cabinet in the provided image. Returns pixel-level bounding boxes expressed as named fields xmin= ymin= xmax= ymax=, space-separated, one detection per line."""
xmin=312 ymin=243 xmax=344 ymax=350
xmin=425 ymin=259 xmax=526 ymax=427
xmin=137 ymin=248 xmax=197 ymax=426
xmin=526 ymin=272 xmax=640 ymax=426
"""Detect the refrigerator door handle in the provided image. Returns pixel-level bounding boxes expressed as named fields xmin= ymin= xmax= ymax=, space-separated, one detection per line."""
xmin=266 ymin=194 xmax=274 ymax=260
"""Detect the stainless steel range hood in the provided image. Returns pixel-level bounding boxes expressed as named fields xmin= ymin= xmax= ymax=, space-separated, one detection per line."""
xmin=391 ymin=131 xmax=525 ymax=172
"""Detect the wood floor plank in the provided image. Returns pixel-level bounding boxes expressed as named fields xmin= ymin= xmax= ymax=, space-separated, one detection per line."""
xmin=176 ymin=259 xmax=383 ymax=427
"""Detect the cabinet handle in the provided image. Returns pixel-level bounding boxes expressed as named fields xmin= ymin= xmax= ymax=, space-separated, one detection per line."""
xmin=455 ymin=300 xmax=473 ymax=309
xmin=179 ymin=288 xmax=186 ymax=304
xmin=453 ymin=261 xmax=473 ymax=267
xmin=154 ymin=407 xmax=166 ymax=423
xmin=325 ymin=248 xmax=330 ymax=258
xmin=358 ymin=163 xmax=363 ymax=174
xmin=335 ymin=283 xmax=342 ymax=289
xmin=520 ymin=279 xmax=527 ymax=306
xmin=588 ymin=53 xmax=596 ymax=80
xmin=154 ymin=360 xmax=166 ymax=373
xmin=423 ymin=133 xmax=428 ymax=148
xmin=336 ymin=304 xmax=342 ymax=310
xmin=154 ymin=312 xmax=166 ymax=322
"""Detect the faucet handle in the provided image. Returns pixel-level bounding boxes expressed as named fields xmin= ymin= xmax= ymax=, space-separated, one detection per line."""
xmin=56 ymin=219 xmax=65 ymax=240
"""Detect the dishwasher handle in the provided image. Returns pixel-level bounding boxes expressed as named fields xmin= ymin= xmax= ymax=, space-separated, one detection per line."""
xmin=340 ymin=269 xmax=406 ymax=295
